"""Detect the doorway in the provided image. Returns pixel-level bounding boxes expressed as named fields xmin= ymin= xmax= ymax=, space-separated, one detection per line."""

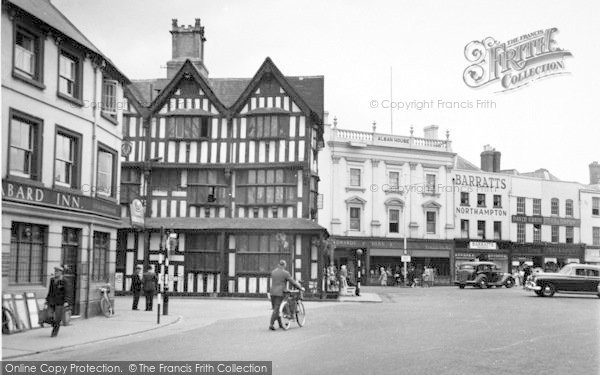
xmin=61 ymin=228 xmax=80 ymax=315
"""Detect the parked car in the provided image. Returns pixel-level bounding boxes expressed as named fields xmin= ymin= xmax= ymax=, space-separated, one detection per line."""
xmin=524 ymin=263 xmax=600 ymax=298
xmin=454 ymin=261 xmax=515 ymax=289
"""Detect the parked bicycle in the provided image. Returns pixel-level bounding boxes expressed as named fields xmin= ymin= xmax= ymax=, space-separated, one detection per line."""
xmin=99 ymin=286 xmax=114 ymax=317
xmin=278 ymin=290 xmax=306 ymax=330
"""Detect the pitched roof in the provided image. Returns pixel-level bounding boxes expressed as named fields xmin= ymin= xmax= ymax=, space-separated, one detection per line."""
xmin=7 ymin=0 xmax=129 ymax=83
xmin=455 ymin=155 xmax=480 ymax=171
xmin=519 ymin=169 xmax=562 ymax=181
xmin=127 ymin=72 xmax=324 ymax=119
xmin=144 ymin=218 xmax=327 ymax=232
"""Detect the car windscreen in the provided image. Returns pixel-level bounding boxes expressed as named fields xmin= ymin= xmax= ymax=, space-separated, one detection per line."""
xmin=558 ymin=265 xmax=573 ymax=275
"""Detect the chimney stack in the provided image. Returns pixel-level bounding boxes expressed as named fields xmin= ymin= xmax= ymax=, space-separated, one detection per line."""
xmin=590 ymin=161 xmax=600 ymax=185
xmin=481 ymin=145 xmax=501 ymax=172
xmin=167 ymin=18 xmax=208 ymax=79
xmin=423 ymin=125 xmax=439 ymax=140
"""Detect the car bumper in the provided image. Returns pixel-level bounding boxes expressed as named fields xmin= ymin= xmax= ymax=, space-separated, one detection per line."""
xmin=524 ymin=282 xmax=541 ymax=291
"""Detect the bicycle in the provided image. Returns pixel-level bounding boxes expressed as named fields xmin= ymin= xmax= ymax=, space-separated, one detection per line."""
xmin=278 ymin=290 xmax=306 ymax=330
xmin=99 ymin=286 xmax=114 ymax=317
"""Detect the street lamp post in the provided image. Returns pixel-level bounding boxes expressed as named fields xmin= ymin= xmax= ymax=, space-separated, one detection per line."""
xmin=356 ymin=249 xmax=363 ymax=296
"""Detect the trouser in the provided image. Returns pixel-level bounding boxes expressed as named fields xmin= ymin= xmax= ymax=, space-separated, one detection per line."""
xmin=269 ymin=296 xmax=284 ymax=327
xmin=144 ymin=292 xmax=154 ymax=311
xmin=132 ymin=291 xmax=141 ymax=309
xmin=51 ymin=305 xmax=64 ymax=336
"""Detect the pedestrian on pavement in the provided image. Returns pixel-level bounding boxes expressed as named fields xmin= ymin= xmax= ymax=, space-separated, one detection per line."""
xmin=131 ymin=265 xmax=143 ymax=310
xmin=143 ymin=265 xmax=158 ymax=311
xmin=522 ymin=265 xmax=531 ymax=288
xmin=339 ymin=265 xmax=348 ymax=295
xmin=269 ymin=260 xmax=304 ymax=331
xmin=46 ymin=265 xmax=72 ymax=337
xmin=379 ymin=266 xmax=388 ymax=286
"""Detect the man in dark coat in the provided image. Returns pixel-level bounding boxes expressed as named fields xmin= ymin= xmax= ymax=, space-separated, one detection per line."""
xmin=142 ymin=265 xmax=158 ymax=311
xmin=523 ymin=265 xmax=532 ymax=288
xmin=46 ymin=265 xmax=72 ymax=337
xmin=131 ymin=265 xmax=143 ymax=310
xmin=269 ymin=260 xmax=304 ymax=330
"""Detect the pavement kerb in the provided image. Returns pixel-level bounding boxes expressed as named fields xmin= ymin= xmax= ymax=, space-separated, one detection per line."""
xmin=2 ymin=314 xmax=183 ymax=360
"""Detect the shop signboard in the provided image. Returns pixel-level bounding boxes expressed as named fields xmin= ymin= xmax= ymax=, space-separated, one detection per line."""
xmin=401 ymin=255 xmax=411 ymax=262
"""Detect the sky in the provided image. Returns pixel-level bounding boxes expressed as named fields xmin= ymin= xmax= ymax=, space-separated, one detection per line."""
xmin=53 ymin=0 xmax=600 ymax=184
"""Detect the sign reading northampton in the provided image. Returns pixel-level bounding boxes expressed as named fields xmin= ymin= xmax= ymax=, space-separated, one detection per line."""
xmin=463 ymin=28 xmax=572 ymax=91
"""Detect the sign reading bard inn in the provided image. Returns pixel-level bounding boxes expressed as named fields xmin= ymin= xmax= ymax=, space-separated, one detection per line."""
xmin=2 ymin=180 xmax=120 ymax=219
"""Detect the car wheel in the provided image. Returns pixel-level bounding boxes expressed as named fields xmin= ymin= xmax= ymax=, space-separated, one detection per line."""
xmin=477 ymin=277 xmax=487 ymax=289
xmin=535 ymin=290 xmax=543 ymax=297
xmin=541 ymin=283 xmax=555 ymax=297
xmin=459 ymin=284 xmax=465 ymax=289
xmin=505 ymin=278 xmax=515 ymax=288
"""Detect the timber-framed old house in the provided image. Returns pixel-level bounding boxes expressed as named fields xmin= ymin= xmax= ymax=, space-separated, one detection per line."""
xmin=116 ymin=19 xmax=326 ymax=296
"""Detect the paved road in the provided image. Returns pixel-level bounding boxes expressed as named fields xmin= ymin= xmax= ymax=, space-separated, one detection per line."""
xmin=20 ymin=287 xmax=600 ymax=375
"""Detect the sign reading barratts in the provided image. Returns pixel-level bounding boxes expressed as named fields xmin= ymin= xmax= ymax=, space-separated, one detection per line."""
xmin=463 ymin=28 xmax=572 ymax=92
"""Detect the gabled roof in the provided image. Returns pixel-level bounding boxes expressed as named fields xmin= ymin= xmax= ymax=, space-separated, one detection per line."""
xmin=7 ymin=0 xmax=129 ymax=84
xmin=126 ymin=59 xmax=324 ymax=122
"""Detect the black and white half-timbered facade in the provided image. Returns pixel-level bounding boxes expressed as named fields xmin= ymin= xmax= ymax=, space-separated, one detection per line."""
xmin=116 ymin=19 xmax=326 ymax=297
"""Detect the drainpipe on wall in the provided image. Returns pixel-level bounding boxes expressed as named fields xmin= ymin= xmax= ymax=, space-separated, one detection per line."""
xmin=85 ymin=62 xmax=101 ymax=318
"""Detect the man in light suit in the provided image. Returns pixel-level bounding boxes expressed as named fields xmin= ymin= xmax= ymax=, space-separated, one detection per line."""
xmin=269 ymin=260 xmax=304 ymax=331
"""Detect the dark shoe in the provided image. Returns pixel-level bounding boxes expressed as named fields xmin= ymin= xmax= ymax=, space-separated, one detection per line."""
xmin=269 ymin=326 xmax=276 ymax=331
xmin=132 ymin=308 xmax=139 ymax=310
xmin=51 ymin=327 xmax=59 ymax=337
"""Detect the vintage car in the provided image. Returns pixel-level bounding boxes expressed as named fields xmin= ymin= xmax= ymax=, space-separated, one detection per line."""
xmin=524 ymin=263 xmax=600 ymax=298
xmin=454 ymin=261 xmax=515 ymax=289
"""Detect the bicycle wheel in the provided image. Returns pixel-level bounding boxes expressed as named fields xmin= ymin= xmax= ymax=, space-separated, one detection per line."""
xmin=278 ymin=300 xmax=292 ymax=330
xmin=100 ymin=297 xmax=112 ymax=318
xmin=295 ymin=300 xmax=306 ymax=327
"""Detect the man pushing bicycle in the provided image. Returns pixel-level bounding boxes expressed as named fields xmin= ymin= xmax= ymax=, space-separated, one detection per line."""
xmin=269 ymin=259 xmax=304 ymax=331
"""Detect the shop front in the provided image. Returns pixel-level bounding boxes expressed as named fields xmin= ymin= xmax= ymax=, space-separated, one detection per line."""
xmin=330 ymin=237 xmax=453 ymax=286
xmin=453 ymin=240 xmax=510 ymax=274
xmin=507 ymin=242 xmax=584 ymax=272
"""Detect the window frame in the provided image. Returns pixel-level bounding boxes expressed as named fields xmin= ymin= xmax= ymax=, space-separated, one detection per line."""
xmin=493 ymin=194 xmax=502 ymax=208
xmin=92 ymin=231 xmax=110 ymax=282
xmin=517 ymin=197 xmax=526 ymax=215
xmin=533 ymin=198 xmax=541 ymax=216
xmin=7 ymin=108 xmax=43 ymax=181
xmin=349 ymin=168 xmax=361 ymax=187
xmin=12 ymin=22 xmax=45 ymax=89
xmin=460 ymin=219 xmax=469 ymax=238
xmin=493 ymin=221 xmax=502 ymax=240
xmin=349 ymin=206 xmax=361 ymax=231
xmin=565 ymin=199 xmax=573 ymax=217
xmin=551 ymin=198 xmax=559 ymax=216
xmin=96 ymin=143 xmax=118 ymax=199
xmin=54 ymin=125 xmax=82 ymax=190
xmin=551 ymin=225 xmax=559 ymax=243
xmin=593 ymin=227 xmax=600 ymax=246
xmin=9 ymin=222 xmax=47 ymax=285
xmin=388 ymin=208 xmax=400 ymax=234
xmin=425 ymin=173 xmax=437 ymax=194
xmin=592 ymin=198 xmax=600 ymax=216
xmin=460 ymin=192 xmax=470 ymax=206
xmin=57 ymin=44 xmax=84 ymax=106
xmin=533 ymin=224 xmax=542 ymax=243
xmin=565 ymin=226 xmax=574 ymax=244
xmin=477 ymin=220 xmax=486 ymax=240
xmin=477 ymin=193 xmax=486 ymax=208
xmin=426 ymin=211 xmax=436 ymax=234
xmin=388 ymin=171 xmax=400 ymax=189
xmin=517 ymin=223 xmax=526 ymax=243
xmin=101 ymin=78 xmax=119 ymax=124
